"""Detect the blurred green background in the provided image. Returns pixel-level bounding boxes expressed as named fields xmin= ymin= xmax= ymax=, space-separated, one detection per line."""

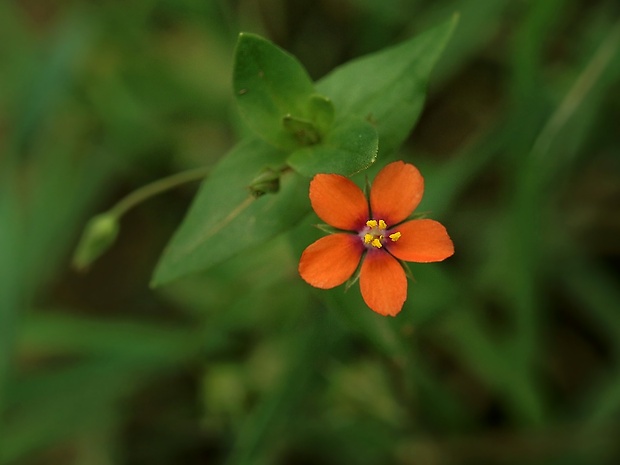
xmin=2 ymin=0 xmax=620 ymax=464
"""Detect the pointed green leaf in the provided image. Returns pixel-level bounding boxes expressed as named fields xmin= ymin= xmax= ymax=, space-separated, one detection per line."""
xmin=233 ymin=33 xmax=317 ymax=149
xmin=316 ymin=15 xmax=458 ymax=158
xmin=287 ymin=117 xmax=378 ymax=177
xmin=151 ymin=138 xmax=310 ymax=286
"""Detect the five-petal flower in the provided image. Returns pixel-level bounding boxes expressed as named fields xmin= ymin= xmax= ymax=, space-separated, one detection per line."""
xmin=298 ymin=161 xmax=454 ymax=316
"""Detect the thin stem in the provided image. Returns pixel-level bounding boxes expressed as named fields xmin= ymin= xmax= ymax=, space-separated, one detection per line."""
xmin=109 ymin=166 xmax=211 ymax=218
xmin=531 ymin=19 xmax=620 ymax=164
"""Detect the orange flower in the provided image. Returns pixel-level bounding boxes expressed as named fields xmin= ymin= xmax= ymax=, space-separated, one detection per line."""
xmin=298 ymin=161 xmax=454 ymax=316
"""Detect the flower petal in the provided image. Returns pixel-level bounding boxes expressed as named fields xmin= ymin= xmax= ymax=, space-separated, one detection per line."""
xmin=359 ymin=250 xmax=407 ymax=316
xmin=310 ymin=174 xmax=369 ymax=231
xmin=387 ymin=219 xmax=454 ymax=263
xmin=370 ymin=161 xmax=424 ymax=226
xmin=299 ymin=233 xmax=364 ymax=289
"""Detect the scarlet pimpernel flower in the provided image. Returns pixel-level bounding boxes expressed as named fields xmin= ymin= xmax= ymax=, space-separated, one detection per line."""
xmin=298 ymin=161 xmax=454 ymax=316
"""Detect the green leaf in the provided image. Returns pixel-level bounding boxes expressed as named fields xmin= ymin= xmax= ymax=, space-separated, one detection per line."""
xmin=316 ymin=15 xmax=458 ymax=158
xmin=151 ymin=138 xmax=310 ymax=286
xmin=19 ymin=312 xmax=205 ymax=363
xmin=233 ymin=32 xmax=317 ymax=149
xmin=287 ymin=117 xmax=378 ymax=177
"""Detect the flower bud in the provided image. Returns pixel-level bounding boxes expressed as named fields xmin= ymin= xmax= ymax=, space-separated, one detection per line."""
xmin=248 ymin=168 xmax=281 ymax=197
xmin=72 ymin=213 xmax=119 ymax=271
xmin=282 ymin=114 xmax=321 ymax=146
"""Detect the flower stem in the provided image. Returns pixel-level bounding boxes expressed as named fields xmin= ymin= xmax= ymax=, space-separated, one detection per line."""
xmin=109 ymin=165 xmax=210 ymax=218
xmin=72 ymin=165 xmax=211 ymax=270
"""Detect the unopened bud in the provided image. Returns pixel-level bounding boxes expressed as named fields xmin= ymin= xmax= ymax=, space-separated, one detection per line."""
xmin=282 ymin=114 xmax=321 ymax=146
xmin=72 ymin=213 xmax=119 ymax=271
xmin=249 ymin=168 xmax=281 ymax=197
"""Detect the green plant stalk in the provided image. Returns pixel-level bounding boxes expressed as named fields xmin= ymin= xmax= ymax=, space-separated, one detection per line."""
xmin=109 ymin=165 xmax=211 ymax=219
xmin=72 ymin=166 xmax=211 ymax=271
xmin=530 ymin=18 xmax=620 ymax=169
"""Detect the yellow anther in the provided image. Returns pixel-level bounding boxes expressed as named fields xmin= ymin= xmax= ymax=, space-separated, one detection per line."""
xmin=389 ymin=232 xmax=401 ymax=242
xmin=363 ymin=220 xmax=391 ymax=248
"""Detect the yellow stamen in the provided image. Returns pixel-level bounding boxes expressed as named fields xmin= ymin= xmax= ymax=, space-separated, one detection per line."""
xmin=363 ymin=218 xmax=391 ymax=249
xmin=389 ymin=232 xmax=401 ymax=242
